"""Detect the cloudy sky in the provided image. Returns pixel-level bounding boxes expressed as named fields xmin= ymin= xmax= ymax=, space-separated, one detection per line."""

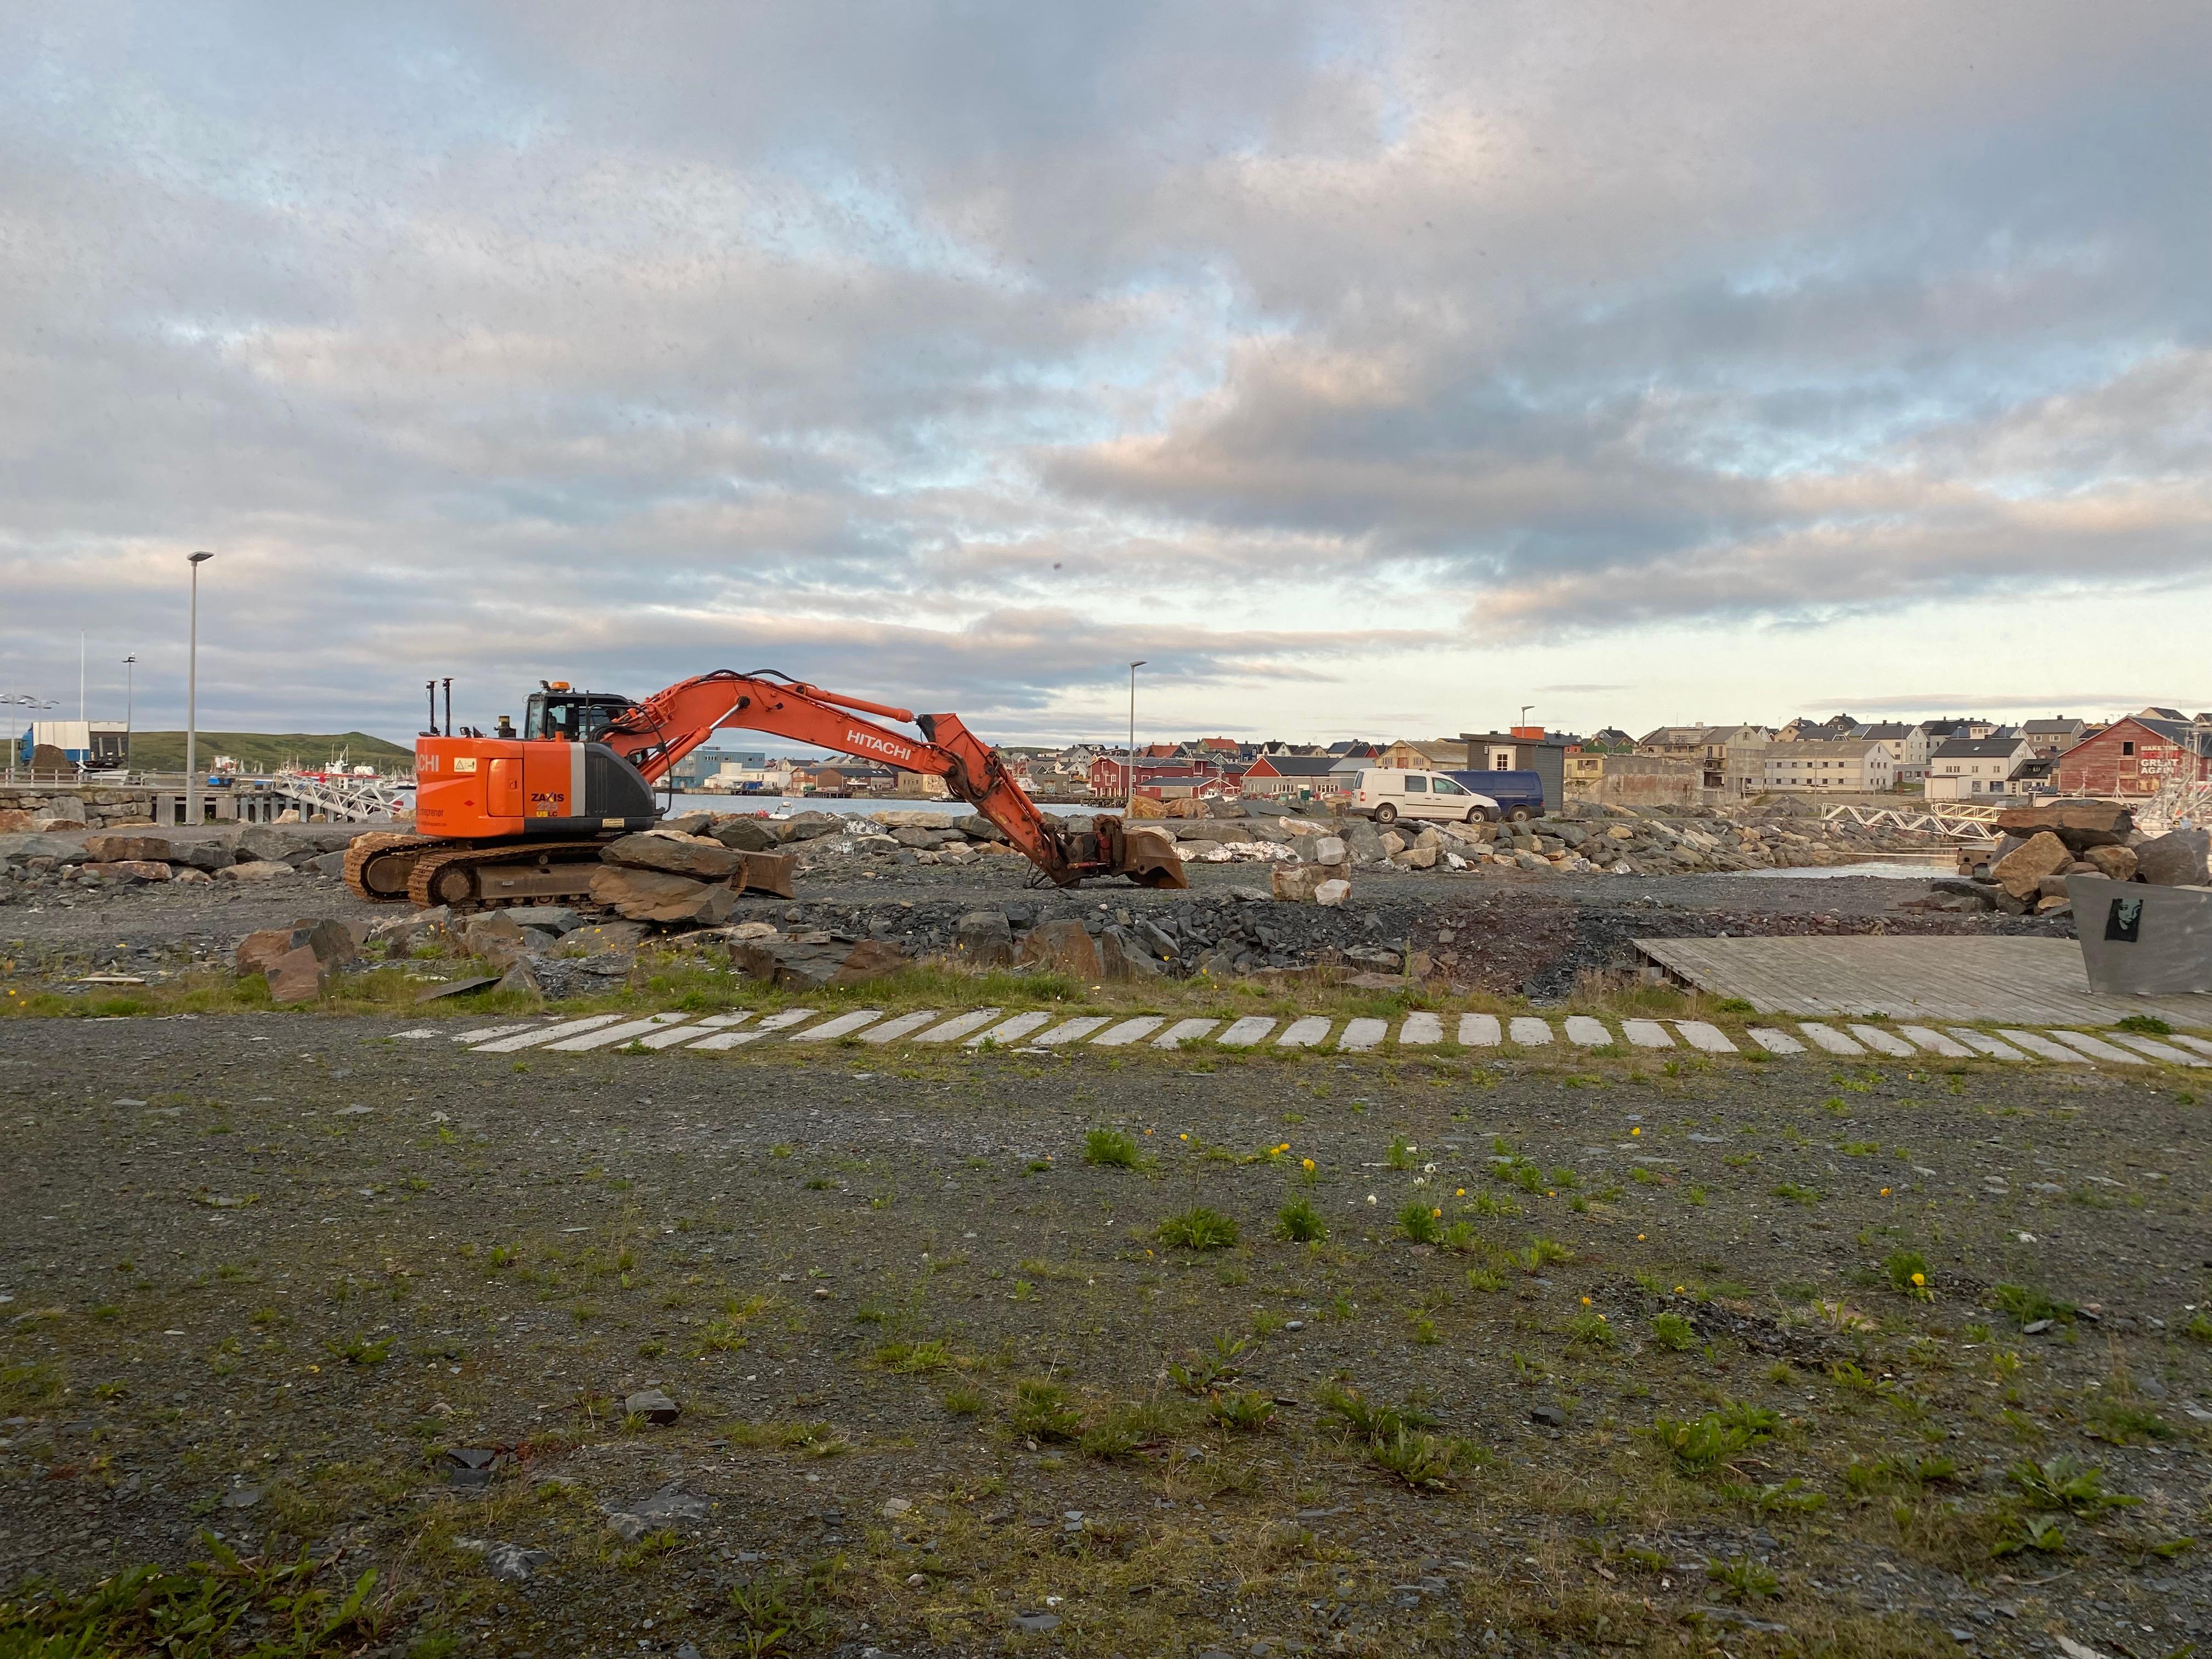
xmin=5 ymin=2 xmax=2209 ymax=751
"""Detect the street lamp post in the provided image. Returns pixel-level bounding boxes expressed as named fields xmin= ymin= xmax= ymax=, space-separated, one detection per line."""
xmin=1126 ymin=660 xmax=1147 ymax=814
xmin=122 ymin=655 xmax=137 ymax=774
xmin=186 ymin=552 xmax=213 ymax=826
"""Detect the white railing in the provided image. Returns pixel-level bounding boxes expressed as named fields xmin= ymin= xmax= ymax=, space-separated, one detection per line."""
xmin=259 ymin=775 xmax=412 ymax=822
xmin=1821 ymin=802 xmax=2002 ymax=839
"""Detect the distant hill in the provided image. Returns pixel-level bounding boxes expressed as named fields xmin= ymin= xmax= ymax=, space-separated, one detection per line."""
xmin=121 ymin=731 xmax=414 ymax=775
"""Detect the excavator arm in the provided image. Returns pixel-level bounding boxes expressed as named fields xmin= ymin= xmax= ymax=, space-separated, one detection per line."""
xmin=599 ymin=671 xmax=1185 ymax=889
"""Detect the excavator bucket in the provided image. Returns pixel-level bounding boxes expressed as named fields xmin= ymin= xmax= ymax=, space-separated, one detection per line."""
xmin=732 ymin=851 xmax=798 ymax=900
xmin=1114 ymin=824 xmax=1189 ymax=889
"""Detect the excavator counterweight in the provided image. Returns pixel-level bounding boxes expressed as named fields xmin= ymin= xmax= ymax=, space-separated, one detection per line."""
xmin=348 ymin=670 xmax=1187 ymax=911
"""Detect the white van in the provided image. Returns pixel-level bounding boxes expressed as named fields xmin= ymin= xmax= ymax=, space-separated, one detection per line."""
xmin=1347 ymin=769 xmax=1499 ymax=825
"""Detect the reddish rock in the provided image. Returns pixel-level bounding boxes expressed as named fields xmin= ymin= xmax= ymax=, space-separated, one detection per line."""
xmin=1994 ymin=800 xmax=2132 ymax=850
xmin=1271 ymin=864 xmax=1330 ymax=902
xmin=1990 ymin=831 xmax=2073 ymax=900
xmin=84 ymin=859 xmax=172 ymax=882
xmin=588 ymin=865 xmax=737 ymax=926
xmin=263 ymin=945 xmax=328 ymax=1004
xmin=2083 ymin=844 xmax=2138 ymax=882
xmin=236 ymin=919 xmax=357 ymax=978
xmin=1016 ymin=919 xmax=1103 ymax=980
xmin=732 ymin=935 xmax=908 ymax=990
xmin=602 ymin=833 xmax=746 ymax=881
xmin=83 ymin=834 xmax=177 ymax=863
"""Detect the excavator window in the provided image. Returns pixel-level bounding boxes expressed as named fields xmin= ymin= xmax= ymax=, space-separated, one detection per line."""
xmin=523 ymin=691 xmax=633 ymax=743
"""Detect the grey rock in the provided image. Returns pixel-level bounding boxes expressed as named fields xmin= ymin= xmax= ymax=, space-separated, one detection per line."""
xmin=709 ymin=816 xmax=778 ymax=852
xmin=735 ymin=936 xmax=909 ymax=990
xmin=555 ymin=921 xmax=649 ymax=956
xmin=1013 ymin=1613 xmax=1062 ymax=1633
xmin=601 ymin=832 xmax=746 ymax=881
xmin=511 ymin=906 xmax=582 ymax=936
xmin=951 ymin=909 xmax=1014 ymax=967
xmin=465 ymin=1539 xmax=554 ymax=1583
xmin=0 ymin=833 xmax=94 ymax=866
xmin=776 ymin=810 xmax=843 ymax=843
xmin=2136 ymin=829 xmax=2210 ymax=887
xmin=624 ymin=1387 xmax=681 ymax=1425
xmin=1099 ymin=926 xmax=1164 ymax=981
xmin=1530 ymin=1404 xmax=1568 ymax=1428
xmin=496 ymin=958 xmax=546 ymax=997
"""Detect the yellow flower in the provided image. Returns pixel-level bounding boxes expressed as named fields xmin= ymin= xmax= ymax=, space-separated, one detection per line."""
xmin=1630 ymin=1127 xmax=1641 ymax=1136
xmin=1637 ymin=1233 xmax=1646 ymax=1241
xmin=1179 ymin=1133 xmax=1188 ymax=1141
xmin=1581 ymin=1295 xmax=1592 ymax=1306
xmin=1880 ymin=1187 xmax=1891 ymax=1196
xmin=1431 ymin=1207 xmax=1442 ymax=1218
xmin=1301 ymin=1158 xmax=1315 ymax=1172
xmin=1911 ymin=1272 xmax=1926 ymax=1286
xmin=1455 ymin=1188 xmax=1466 ymax=1197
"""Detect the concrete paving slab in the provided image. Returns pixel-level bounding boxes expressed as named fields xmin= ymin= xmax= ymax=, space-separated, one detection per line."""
xmin=1562 ymin=1016 xmax=1611 ymax=1047
xmin=1036 ymin=1016 xmax=1110 ymax=1046
xmin=1674 ymin=1021 xmax=1738 ymax=1053
xmin=1999 ymin=1029 xmax=2092 ymax=1063
xmin=1093 ymin=1016 xmax=1165 ymax=1047
xmin=1847 ymin=1024 xmax=1918 ymax=1057
xmin=1278 ymin=1016 xmax=1331 ymax=1048
xmin=2106 ymin=1032 xmax=2209 ymax=1066
xmin=1218 ymin=1017 xmax=1277 ymax=1047
xmin=790 ymin=1010 xmax=883 ymax=1043
xmin=474 ymin=1014 xmax=624 ymax=1052
xmin=1336 ymin=1018 xmax=1387 ymax=1052
xmin=1621 ymin=1019 xmax=1674 ymax=1048
xmin=912 ymin=1009 xmax=1002 ymax=1044
xmin=1946 ymin=1028 xmax=2031 ymax=1062
xmin=1747 ymin=1028 xmax=1805 ymax=1055
xmin=1399 ymin=1012 xmax=1443 ymax=1046
xmin=966 ymin=1011 xmax=1053 ymax=1047
xmin=1458 ymin=1014 xmax=1501 ymax=1047
xmin=859 ymin=1010 xmax=943 ymax=1045
xmin=2045 ymin=1030 xmax=2146 ymax=1065
xmin=1898 ymin=1025 xmax=1972 ymax=1057
xmin=1796 ymin=1023 xmax=1866 ymax=1057
xmin=1507 ymin=1017 xmax=1553 ymax=1046
xmin=692 ymin=1008 xmax=817 ymax=1049
xmin=1153 ymin=1018 xmax=1218 ymax=1049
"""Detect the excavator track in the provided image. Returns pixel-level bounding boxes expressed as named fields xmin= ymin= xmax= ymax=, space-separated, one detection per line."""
xmin=404 ymin=840 xmax=615 ymax=912
xmin=343 ymin=832 xmax=441 ymax=902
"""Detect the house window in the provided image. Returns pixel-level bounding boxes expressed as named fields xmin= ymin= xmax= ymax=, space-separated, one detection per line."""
xmin=2122 ymin=741 xmax=2135 ymax=756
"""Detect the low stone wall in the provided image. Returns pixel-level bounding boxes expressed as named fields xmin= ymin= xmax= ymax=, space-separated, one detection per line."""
xmin=0 ymin=783 xmax=162 ymax=830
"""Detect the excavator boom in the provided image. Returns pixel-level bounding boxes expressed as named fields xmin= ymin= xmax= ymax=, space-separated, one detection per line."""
xmin=600 ymin=671 xmax=1183 ymax=889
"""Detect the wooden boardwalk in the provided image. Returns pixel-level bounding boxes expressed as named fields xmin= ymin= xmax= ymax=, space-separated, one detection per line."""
xmin=1635 ymin=935 xmax=2212 ymax=1026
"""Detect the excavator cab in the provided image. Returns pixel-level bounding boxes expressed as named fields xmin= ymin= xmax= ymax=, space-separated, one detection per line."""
xmin=523 ymin=684 xmax=634 ymax=743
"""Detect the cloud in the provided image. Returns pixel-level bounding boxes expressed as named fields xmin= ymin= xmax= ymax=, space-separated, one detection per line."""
xmin=1 ymin=2 xmax=2208 ymax=741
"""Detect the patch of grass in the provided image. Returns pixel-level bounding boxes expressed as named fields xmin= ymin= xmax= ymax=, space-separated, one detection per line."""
xmin=1884 ymin=1249 xmax=1933 ymax=1300
xmin=1566 ymin=1310 xmax=1617 ymax=1348
xmin=1652 ymin=1402 xmax=1778 ymax=1475
xmin=1317 ymin=1380 xmax=1439 ymax=1443
xmin=2085 ymin=1397 xmax=2173 ymax=1446
xmin=1384 ymin=1134 xmax=1417 ymax=1170
xmin=1082 ymin=1127 xmax=1143 ymax=1169
xmin=1992 ymin=1282 xmax=2074 ymax=1328
xmin=1512 ymin=1237 xmax=1573 ymax=1273
xmin=1209 ymin=1391 xmax=1277 ymax=1432
xmin=2009 ymin=1456 xmax=2137 ymax=1515
xmin=1706 ymin=1555 xmax=1780 ymax=1601
xmin=1157 ymin=1206 xmax=1239 ymax=1250
xmin=1770 ymin=1182 xmax=1822 ymax=1206
xmin=724 ymin=1420 xmax=844 ymax=1455
xmin=874 ymin=1339 xmax=962 ymax=1374
xmin=1274 ymin=1198 xmax=1327 ymax=1243
xmin=1011 ymin=1379 xmax=1084 ymax=1441
xmin=1649 ymin=1311 xmax=1697 ymax=1352
xmin=942 ymin=1386 xmax=986 ymax=1417
xmin=1396 ymin=1201 xmax=1443 ymax=1245
xmin=1369 ymin=1426 xmax=1489 ymax=1491
xmin=321 ymin=1336 xmax=391 ymax=1367
xmin=1992 ymin=1514 xmax=2069 ymax=1558
xmin=2115 ymin=1014 xmax=2173 ymax=1036
xmin=725 ymin=1559 xmax=839 ymax=1657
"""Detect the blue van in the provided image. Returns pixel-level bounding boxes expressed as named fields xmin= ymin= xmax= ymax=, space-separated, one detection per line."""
xmin=1446 ymin=769 xmax=1544 ymax=821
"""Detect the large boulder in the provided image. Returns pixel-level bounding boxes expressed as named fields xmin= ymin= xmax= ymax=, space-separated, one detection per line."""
xmin=2135 ymin=829 xmax=2211 ymax=888
xmin=2082 ymin=844 xmax=2139 ymax=882
xmin=0 ymin=833 xmax=92 ymax=867
xmin=1990 ymin=831 xmax=2074 ymax=900
xmin=461 ymin=911 xmax=547 ymax=969
xmin=1341 ymin=821 xmax=1387 ymax=864
xmin=1016 ymin=918 xmax=1103 ymax=980
xmin=237 ymin=919 xmax=357 ymax=1000
xmin=1099 ymin=927 xmax=1164 ymax=980
xmin=951 ymin=909 xmax=1014 ymax=967
xmin=82 ymin=833 xmax=176 ymax=863
xmin=264 ymin=947 xmax=328 ymax=1005
xmin=708 ymin=817 xmax=778 ymax=853
xmin=1271 ymin=864 xmax=1331 ymax=902
xmin=601 ymin=833 xmax=746 ymax=881
xmin=588 ymin=865 xmax=738 ymax=926
xmin=1994 ymin=799 xmax=2133 ymax=851
xmin=218 ymin=860 xmax=295 ymax=883
xmin=733 ymin=935 xmax=908 ymax=990
xmin=776 ymin=811 xmax=844 ymax=843
xmin=84 ymin=859 xmax=172 ymax=882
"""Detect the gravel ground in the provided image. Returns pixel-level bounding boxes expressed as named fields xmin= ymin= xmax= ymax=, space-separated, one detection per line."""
xmin=1 ymin=855 xmax=2070 ymax=1003
xmin=3 ymin=1011 xmax=2207 ymax=1657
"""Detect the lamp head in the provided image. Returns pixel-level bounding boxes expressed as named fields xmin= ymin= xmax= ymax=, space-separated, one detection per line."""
xmin=1131 ymin=659 xmax=1148 ymax=669
xmin=188 ymin=550 xmax=214 ymax=565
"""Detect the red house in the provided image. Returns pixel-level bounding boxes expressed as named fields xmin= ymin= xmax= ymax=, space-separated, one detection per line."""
xmin=2053 ymin=716 xmax=2212 ymax=799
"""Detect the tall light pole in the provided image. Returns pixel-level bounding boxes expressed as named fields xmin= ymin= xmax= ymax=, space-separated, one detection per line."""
xmin=1519 ymin=704 xmax=1534 ymax=729
xmin=122 ymin=655 xmax=137 ymax=773
xmin=1126 ymin=661 xmax=1147 ymax=814
xmin=186 ymin=552 xmax=213 ymax=825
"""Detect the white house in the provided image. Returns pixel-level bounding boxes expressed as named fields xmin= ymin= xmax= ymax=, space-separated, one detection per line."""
xmin=1761 ymin=739 xmax=1896 ymax=793
xmin=1923 ymin=736 xmax=2036 ymax=799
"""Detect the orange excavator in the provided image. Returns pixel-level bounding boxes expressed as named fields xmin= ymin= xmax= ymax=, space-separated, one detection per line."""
xmin=344 ymin=670 xmax=1186 ymax=911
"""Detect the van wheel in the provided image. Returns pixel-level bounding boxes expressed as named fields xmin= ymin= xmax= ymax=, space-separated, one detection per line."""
xmin=1508 ymin=805 xmax=1533 ymax=822
xmin=1466 ymin=806 xmax=1492 ymax=824
xmin=1374 ymin=802 xmax=1397 ymax=825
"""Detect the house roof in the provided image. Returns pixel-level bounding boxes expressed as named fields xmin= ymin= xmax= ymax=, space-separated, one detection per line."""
xmin=2140 ymin=706 xmax=2188 ymax=723
xmin=1931 ymin=737 xmax=2030 ymax=758
xmin=2022 ymin=719 xmax=2083 ymax=735
xmin=1857 ymin=722 xmax=1913 ymax=740
xmin=1770 ymin=738 xmax=1890 ymax=758
xmin=1638 ymin=726 xmax=1706 ymax=746
xmin=1248 ymin=755 xmax=1339 ymax=777
xmin=2131 ymin=716 xmax=2212 ymax=756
